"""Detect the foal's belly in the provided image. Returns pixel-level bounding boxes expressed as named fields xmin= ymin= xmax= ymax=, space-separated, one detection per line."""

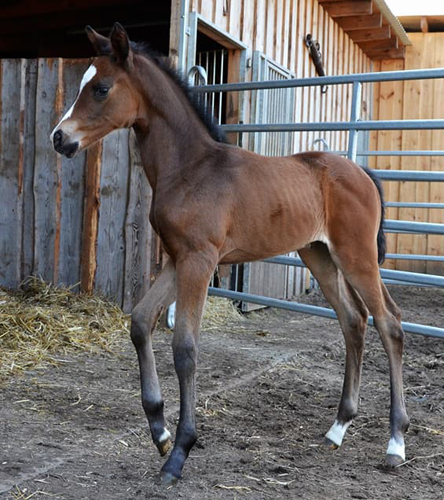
xmin=219 ymin=212 xmax=323 ymax=265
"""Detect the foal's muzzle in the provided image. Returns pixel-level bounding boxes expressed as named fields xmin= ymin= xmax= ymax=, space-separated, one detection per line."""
xmin=52 ymin=130 xmax=79 ymax=158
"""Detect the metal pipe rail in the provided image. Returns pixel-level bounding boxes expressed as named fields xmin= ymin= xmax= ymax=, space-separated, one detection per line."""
xmin=220 ymin=119 xmax=444 ymax=133
xmin=374 ymin=170 xmax=444 ymax=181
xmin=384 ymin=220 xmax=444 ymax=235
xmin=263 ymin=255 xmax=444 ymax=288
xmin=193 ymin=67 xmax=444 ymax=93
xmin=208 ymin=287 xmax=444 ymax=339
xmin=386 ymin=202 xmax=444 ymax=209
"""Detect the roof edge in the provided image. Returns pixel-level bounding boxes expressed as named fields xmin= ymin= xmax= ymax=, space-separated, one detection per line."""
xmin=374 ymin=0 xmax=412 ymax=45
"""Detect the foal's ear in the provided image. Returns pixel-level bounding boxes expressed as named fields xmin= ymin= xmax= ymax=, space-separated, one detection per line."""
xmin=110 ymin=22 xmax=133 ymax=67
xmin=85 ymin=26 xmax=111 ymax=56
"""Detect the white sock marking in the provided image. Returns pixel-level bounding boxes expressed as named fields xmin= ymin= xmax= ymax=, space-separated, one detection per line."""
xmin=387 ymin=437 xmax=405 ymax=460
xmin=159 ymin=429 xmax=171 ymax=443
xmin=50 ymin=64 xmax=97 ymax=140
xmin=325 ymin=420 xmax=351 ymax=447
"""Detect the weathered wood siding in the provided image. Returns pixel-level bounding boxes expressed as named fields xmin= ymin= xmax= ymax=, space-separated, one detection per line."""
xmin=188 ymin=0 xmax=373 ymax=152
xmin=371 ymin=33 xmax=444 ymax=275
xmin=0 ymin=58 xmax=153 ymax=311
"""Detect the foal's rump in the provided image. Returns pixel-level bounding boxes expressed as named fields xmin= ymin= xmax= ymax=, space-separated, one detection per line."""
xmin=295 ymin=151 xmax=385 ymax=263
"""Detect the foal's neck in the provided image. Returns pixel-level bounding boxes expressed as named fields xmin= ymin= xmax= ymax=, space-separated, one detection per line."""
xmin=133 ymin=56 xmax=219 ymax=190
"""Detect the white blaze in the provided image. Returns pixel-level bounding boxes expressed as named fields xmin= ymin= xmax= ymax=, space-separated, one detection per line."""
xmin=50 ymin=64 xmax=97 ymax=140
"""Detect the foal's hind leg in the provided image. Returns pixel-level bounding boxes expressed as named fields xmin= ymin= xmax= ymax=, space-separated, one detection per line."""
xmin=329 ymin=243 xmax=409 ymax=466
xmin=131 ymin=258 xmax=176 ymax=456
xmin=299 ymin=242 xmax=369 ymax=449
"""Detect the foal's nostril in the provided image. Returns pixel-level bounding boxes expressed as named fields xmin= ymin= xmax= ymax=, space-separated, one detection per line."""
xmin=53 ymin=130 xmax=63 ymax=146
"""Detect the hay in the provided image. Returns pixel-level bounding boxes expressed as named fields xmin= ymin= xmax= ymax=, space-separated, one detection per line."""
xmin=201 ymin=296 xmax=243 ymax=330
xmin=0 ymin=277 xmax=129 ymax=381
xmin=0 ymin=278 xmax=242 ymax=381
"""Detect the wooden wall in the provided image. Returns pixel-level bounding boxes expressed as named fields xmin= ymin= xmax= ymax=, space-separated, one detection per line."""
xmin=188 ymin=0 xmax=373 ymax=153
xmin=371 ymin=33 xmax=444 ymax=275
xmin=0 ymin=58 xmax=155 ymax=311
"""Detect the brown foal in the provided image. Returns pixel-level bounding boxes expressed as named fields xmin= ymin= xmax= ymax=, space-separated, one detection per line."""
xmin=51 ymin=23 xmax=409 ymax=484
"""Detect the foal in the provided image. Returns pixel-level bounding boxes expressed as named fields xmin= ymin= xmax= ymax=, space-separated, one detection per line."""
xmin=51 ymin=23 xmax=409 ymax=484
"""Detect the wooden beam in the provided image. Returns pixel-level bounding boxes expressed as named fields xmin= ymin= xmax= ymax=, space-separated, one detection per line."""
xmin=335 ymin=13 xmax=382 ymax=31
xmin=80 ymin=141 xmax=102 ymax=293
xmin=358 ymin=36 xmax=398 ymax=52
xmin=323 ymin=1 xmax=372 ymax=18
xmin=421 ymin=16 xmax=429 ymax=33
xmin=365 ymin=47 xmax=406 ymax=59
xmin=348 ymin=25 xmax=391 ymax=42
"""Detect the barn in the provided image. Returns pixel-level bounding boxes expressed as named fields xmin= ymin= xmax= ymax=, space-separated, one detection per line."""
xmin=0 ymin=0 xmax=442 ymax=312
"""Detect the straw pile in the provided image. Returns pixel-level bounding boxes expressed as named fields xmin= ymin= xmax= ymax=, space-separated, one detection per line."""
xmin=0 ymin=277 xmax=129 ymax=381
xmin=0 ymin=278 xmax=242 ymax=381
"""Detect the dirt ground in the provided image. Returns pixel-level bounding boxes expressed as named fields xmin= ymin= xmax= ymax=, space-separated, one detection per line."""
xmin=1 ymin=286 xmax=444 ymax=500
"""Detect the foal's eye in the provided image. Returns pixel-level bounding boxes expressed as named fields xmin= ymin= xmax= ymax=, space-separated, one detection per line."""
xmin=94 ymin=86 xmax=110 ymax=100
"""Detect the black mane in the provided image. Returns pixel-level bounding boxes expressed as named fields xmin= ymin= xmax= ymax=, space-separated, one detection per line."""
xmin=131 ymin=42 xmax=227 ymax=144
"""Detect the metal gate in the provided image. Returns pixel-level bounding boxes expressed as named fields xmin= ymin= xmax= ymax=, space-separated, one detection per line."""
xmin=193 ymin=68 xmax=444 ymax=339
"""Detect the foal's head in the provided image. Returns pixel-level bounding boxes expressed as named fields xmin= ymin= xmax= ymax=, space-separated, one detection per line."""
xmin=51 ymin=23 xmax=141 ymax=157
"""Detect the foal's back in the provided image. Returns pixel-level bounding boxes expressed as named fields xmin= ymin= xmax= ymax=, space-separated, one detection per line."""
xmin=217 ymin=149 xmax=380 ymax=265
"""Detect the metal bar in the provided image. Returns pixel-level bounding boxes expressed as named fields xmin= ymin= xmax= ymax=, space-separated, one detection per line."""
xmin=386 ymin=253 xmax=444 ymax=261
xmin=208 ymin=288 xmax=444 ymax=339
xmin=264 ymin=255 xmax=444 ymax=287
xmin=194 ymin=68 xmax=444 ymax=93
xmin=220 ymin=119 xmax=444 ymax=133
xmin=325 ymin=151 xmax=444 ymax=157
xmin=357 ymin=150 xmax=444 ymax=156
xmin=347 ymin=82 xmax=362 ymax=162
xmin=384 ymin=219 xmax=444 ymax=235
xmin=374 ymin=170 xmax=444 ymax=181
xmin=386 ymin=202 xmax=444 ymax=209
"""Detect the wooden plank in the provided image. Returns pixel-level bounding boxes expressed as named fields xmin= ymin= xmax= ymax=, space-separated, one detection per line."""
xmin=20 ymin=59 xmax=38 ymax=281
xmin=375 ymin=59 xmax=404 ymax=270
xmin=365 ymin=47 xmax=406 ymax=60
xmin=122 ymin=131 xmax=153 ymax=313
xmin=274 ymin=0 xmax=284 ymax=66
xmin=200 ymin=0 xmax=214 ymax=22
xmin=335 ymin=13 xmax=382 ymax=31
xmin=348 ymin=25 xmax=390 ymax=43
xmin=58 ymin=59 xmax=89 ymax=289
xmin=80 ymin=141 xmax=102 ymax=293
xmin=169 ymin=0 xmax=181 ymax=66
xmin=228 ymin=0 xmax=242 ymax=41
xmin=324 ymin=1 xmax=372 ymax=18
xmin=397 ymin=39 xmax=421 ymax=272
xmin=94 ymin=129 xmax=130 ymax=304
xmin=254 ymin=0 xmax=266 ymax=54
xmin=33 ymin=58 xmax=62 ymax=283
xmin=414 ymin=34 xmax=435 ymax=273
xmin=0 ymin=59 xmax=24 ymax=288
xmin=265 ymin=0 xmax=276 ymax=59
xmin=357 ymin=37 xmax=398 ymax=52
xmin=281 ymin=0 xmax=290 ymax=69
xmin=427 ymin=33 xmax=444 ymax=275
xmin=288 ymin=0 xmax=297 ymax=71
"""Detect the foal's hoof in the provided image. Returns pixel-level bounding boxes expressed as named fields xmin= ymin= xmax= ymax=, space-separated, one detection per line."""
xmin=385 ymin=454 xmax=404 ymax=469
xmin=156 ymin=430 xmax=172 ymax=456
xmin=159 ymin=471 xmax=180 ymax=487
xmin=323 ymin=437 xmax=339 ymax=450
xmin=156 ymin=437 xmax=172 ymax=457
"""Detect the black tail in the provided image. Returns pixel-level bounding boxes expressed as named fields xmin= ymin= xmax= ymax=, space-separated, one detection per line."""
xmin=361 ymin=166 xmax=387 ymax=265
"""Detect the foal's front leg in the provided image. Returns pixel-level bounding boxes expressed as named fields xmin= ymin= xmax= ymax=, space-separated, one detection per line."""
xmin=160 ymin=253 xmax=217 ymax=485
xmin=131 ymin=259 xmax=176 ymax=456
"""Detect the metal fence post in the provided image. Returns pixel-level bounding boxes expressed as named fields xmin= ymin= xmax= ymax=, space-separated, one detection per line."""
xmin=347 ymin=81 xmax=362 ymax=162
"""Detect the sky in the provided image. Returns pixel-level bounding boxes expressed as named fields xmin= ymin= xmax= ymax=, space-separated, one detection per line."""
xmin=385 ymin=0 xmax=444 ymax=16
